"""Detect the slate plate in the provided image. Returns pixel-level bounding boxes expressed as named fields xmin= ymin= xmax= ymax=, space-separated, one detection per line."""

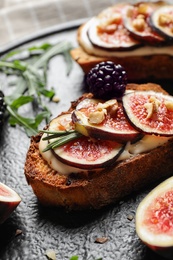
xmin=0 ymin=21 xmax=172 ymax=260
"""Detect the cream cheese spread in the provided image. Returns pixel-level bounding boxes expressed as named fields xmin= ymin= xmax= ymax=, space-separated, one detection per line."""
xmin=39 ymin=132 xmax=170 ymax=176
xmin=39 ymin=133 xmax=89 ymax=175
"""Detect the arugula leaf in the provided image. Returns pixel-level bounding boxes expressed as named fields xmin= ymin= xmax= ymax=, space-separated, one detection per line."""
xmin=0 ymin=41 xmax=73 ymax=137
xmin=8 ymin=96 xmax=34 ymax=108
xmin=69 ymin=256 xmax=79 ymax=260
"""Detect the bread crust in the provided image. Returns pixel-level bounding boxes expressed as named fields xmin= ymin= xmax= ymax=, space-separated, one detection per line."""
xmin=71 ymin=46 xmax=173 ymax=81
xmin=24 ymin=83 xmax=173 ymax=210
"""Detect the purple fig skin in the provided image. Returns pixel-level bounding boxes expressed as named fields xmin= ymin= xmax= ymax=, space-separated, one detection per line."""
xmin=72 ymin=99 xmax=142 ymax=144
xmin=52 ymin=137 xmax=125 ymax=170
xmin=0 ymin=201 xmax=21 ymax=224
xmin=0 ymin=183 xmax=21 ymax=224
xmin=122 ymin=91 xmax=173 ymax=136
xmin=149 ymin=5 xmax=173 ymax=42
xmin=146 ymin=243 xmax=173 ymax=259
xmin=136 ymin=177 xmax=173 ymax=260
xmin=72 ymin=110 xmax=142 ymax=143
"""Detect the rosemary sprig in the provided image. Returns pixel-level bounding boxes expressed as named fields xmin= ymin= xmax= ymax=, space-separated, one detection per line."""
xmin=40 ymin=129 xmax=82 ymax=152
xmin=0 ymin=41 xmax=73 ymax=136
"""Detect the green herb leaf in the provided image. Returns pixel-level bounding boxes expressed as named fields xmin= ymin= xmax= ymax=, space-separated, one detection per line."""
xmin=33 ymin=41 xmax=73 ymax=69
xmin=7 ymin=105 xmax=38 ymax=136
xmin=9 ymin=96 xmax=34 ymax=109
xmin=69 ymin=256 xmax=79 ymax=260
xmin=1 ymin=41 xmax=73 ymax=136
xmin=28 ymin=42 xmax=52 ymax=52
xmin=42 ymin=131 xmax=81 ymax=152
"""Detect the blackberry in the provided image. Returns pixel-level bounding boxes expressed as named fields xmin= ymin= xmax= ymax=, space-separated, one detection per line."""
xmin=0 ymin=90 xmax=6 ymax=128
xmin=86 ymin=61 xmax=127 ymax=99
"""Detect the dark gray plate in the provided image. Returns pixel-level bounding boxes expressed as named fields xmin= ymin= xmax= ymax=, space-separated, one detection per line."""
xmin=0 ymin=21 xmax=171 ymax=260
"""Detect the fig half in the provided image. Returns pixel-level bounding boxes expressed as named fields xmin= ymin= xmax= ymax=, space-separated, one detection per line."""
xmin=123 ymin=91 xmax=173 ymax=136
xmin=72 ymin=98 xmax=141 ymax=143
xmin=136 ymin=176 xmax=173 ymax=259
xmin=0 ymin=182 xmax=21 ymax=224
xmin=150 ymin=5 xmax=173 ymax=41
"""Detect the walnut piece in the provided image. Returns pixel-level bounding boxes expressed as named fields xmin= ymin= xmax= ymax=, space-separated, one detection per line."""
xmin=144 ymin=96 xmax=161 ymax=119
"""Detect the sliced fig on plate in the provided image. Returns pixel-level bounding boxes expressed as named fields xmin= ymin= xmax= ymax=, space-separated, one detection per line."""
xmin=72 ymin=98 xmax=142 ymax=143
xmin=87 ymin=4 xmax=140 ymax=51
xmin=136 ymin=176 xmax=173 ymax=259
xmin=45 ymin=112 xmax=125 ymax=169
xmin=123 ymin=2 xmax=165 ymax=45
xmin=48 ymin=113 xmax=74 ymax=132
xmin=123 ymin=91 xmax=173 ymax=136
xmin=150 ymin=5 xmax=173 ymax=41
xmin=0 ymin=182 xmax=21 ymax=224
xmin=52 ymin=136 xmax=124 ymax=170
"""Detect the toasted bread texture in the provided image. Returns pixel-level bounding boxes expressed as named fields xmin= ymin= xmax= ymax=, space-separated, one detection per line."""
xmin=24 ymin=83 xmax=173 ymax=210
xmin=71 ymin=46 xmax=173 ymax=81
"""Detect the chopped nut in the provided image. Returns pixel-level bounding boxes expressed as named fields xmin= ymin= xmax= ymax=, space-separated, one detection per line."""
xmin=144 ymin=102 xmax=154 ymax=119
xmin=144 ymin=96 xmax=162 ymax=119
xmin=97 ymin=13 xmax=121 ymax=33
xmin=165 ymin=100 xmax=173 ymax=111
xmin=52 ymin=96 xmax=60 ymax=103
xmin=95 ymin=237 xmax=108 ymax=244
xmin=45 ymin=249 xmax=56 ymax=260
xmin=126 ymin=6 xmax=134 ymax=18
xmin=89 ymin=109 xmax=106 ymax=124
xmin=98 ymin=100 xmax=117 ymax=109
xmin=102 ymin=13 xmax=121 ymax=26
xmin=88 ymin=100 xmax=118 ymax=124
xmin=159 ymin=13 xmax=173 ymax=26
xmin=132 ymin=17 xmax=146 ymax=31
xmin=97 ymin=23 xmax=117 ymax=34
xmin=127 ymin=214 xmax=134 ymax=221
xmin=137 ymin=14 xmax=145 ymax=20
xmin=149 ymin=96 xmax=161 ymax=111
xmin=111 ymin=13 xmax=122 ymax=24
xmin=138 ymin=3 xmax=149 ymax=15
xmin=15 ymin=229 xmax=22 ymax=236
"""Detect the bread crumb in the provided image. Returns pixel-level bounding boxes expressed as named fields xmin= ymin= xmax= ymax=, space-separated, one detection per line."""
xmin=45 ymin=249 xmax=56 ymax=260
xmin=15 ymin=229 xmax=22 ymax=236
xmin=95 ymin=237 xmax=108 ymax=244
xmin=127 ymin=214 xmax=134 ymax=221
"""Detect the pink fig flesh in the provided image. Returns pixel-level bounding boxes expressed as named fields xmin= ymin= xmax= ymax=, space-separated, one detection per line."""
xmin=72 ymin=98 xmax=141 ymax=143
xmin=0 ymin=182 xmax=21 ymax=224
xmin=136 ymin=177 xmax=173 ymax=259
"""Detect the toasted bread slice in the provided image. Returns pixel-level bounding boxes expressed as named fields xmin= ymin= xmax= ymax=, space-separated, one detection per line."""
xmin=24 ymin=83 xmax=173 ymax=210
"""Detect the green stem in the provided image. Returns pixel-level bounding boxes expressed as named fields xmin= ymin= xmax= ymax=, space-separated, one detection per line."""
xmin=33 ymin=41 xmax=73 ymax=69
xmin=0 ymin=61 xmax=26 ymax=71
xmin=7 ymin=105 xmax=38 ymax=136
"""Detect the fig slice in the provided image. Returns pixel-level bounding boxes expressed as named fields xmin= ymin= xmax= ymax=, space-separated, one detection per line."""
xmin=87 ymin=4 xmax=140 ymax=51
xmin=136 ymin=177 xmax=173 ymax=259
xmin=123 ymin=2 xmax=165 ymax=45
xmin=0 ymin=182 xmax=21 ymax=224
xmin=48 ymin=113 xmax=74 ymax=132
xmin=52 ymin=136 xmax=124 ymax=170
xmin=72 ymin=98 xmax=142 ymax=143
xmin=150 ymin=5 xmax=173 ymax=41
xmin=47 ymin=112 xmax=124 ymax=170
xmin=122 ymin=91 xmax=173 ymax=136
